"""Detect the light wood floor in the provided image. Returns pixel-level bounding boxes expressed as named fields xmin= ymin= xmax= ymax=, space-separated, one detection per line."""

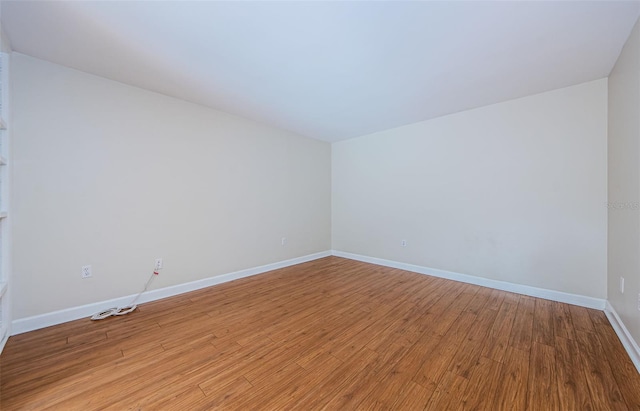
xmin=1 ymin=257 xmax=639 ymax=410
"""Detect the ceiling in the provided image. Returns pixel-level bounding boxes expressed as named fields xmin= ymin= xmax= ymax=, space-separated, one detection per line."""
xmin=2 ymin=1 xmax=639 ymax=142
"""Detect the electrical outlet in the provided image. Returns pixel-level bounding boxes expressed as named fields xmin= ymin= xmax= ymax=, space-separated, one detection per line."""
xmin=401 ymin=239 xmax=407 ymax=247
xmin=81 ymin=265 xmax=92 ymax=279
xmin=155 ymin=258 xmax=163 ymax=270
xmin=620 ymin=277 xmax=625 ymax=293
xmin=281 ymin=237 xmax=287 ymax=246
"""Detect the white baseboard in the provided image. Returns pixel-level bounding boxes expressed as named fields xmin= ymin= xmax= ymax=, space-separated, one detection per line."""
xmin=0 ymin=333 xmax=8 ymax=353
xmin=11 ymin=251 xmax=332 ymax=335
xmin=604 ymin=301 xmax=640 ymax=373
xmin=331 ymin=250 xmax=606 ymax=310
xmin=335 ymin=250 xmax=640 ymax=373
xmin=10 ymin=249 xmax=639 ymax=373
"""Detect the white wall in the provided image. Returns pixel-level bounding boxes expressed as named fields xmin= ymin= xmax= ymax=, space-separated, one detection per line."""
xmin=8 ymin=50 xmax=616 ymax=329
xmin=11 ymin=54 xmax=331 ymax=319
xmin=333 ymin=79 xmax=608 ymax=299
xmin=608 ymin=18 xmax=640 ymax=345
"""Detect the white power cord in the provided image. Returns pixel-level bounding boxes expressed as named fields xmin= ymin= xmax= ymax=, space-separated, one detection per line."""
xmin=91 ymin=270 xmax=158 ymax=320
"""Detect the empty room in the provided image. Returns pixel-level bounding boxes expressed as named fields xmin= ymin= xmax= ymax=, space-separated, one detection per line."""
xmin=1 ymin=0 xmax=640 ymax=409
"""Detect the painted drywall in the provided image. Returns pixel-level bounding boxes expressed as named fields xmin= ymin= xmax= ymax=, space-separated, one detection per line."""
xmin=333 ymin=79 xmax=608 ymax=299
xmin=608 ymin=17 xmax=640 ymax=346
xmin=11 ymin=54 xmax=331 ymax=319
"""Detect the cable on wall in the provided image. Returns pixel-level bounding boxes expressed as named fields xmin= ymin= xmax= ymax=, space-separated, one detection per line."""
xmin=90 ymin=270 xmax=159 ymax=320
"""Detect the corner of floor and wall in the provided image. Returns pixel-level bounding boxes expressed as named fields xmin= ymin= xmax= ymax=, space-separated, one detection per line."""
xmin=2 ymin=16 xmax=640 ymax=376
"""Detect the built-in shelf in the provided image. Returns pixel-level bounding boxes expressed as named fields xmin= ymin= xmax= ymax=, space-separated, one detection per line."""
xmin=0 ymin=116 xmax=5 ymax=130
xmin=0 ymin=212 xmax=7 ymax=220
xmin=0 ymin=156 xmax=6 ymax=166
xmin=0 ymin=282 xmax=6 ymax=299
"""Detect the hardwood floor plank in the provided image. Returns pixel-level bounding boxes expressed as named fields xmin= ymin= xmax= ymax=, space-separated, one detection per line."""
xmin=369 ymin=330 xmax=442 ymax=408
xmin=275 ymin=352 xmax=344 ymax=406
xmin=1 ymin=345 xmax=125 ymax=398
xmin=191 ymin=377 xmax=254 ymax=410
xmin=480 ymin=299 xmax=517 ymax=363
xmin=484 ymin=288 xmax=507 ymax=311
xmin=462 ymin=286 xmax=492 ymax=315
xmin=389 ymin=381 xmax=435 ymax=410
xmin=107 ymin=384 xmax=207 ymax=411
xmin=508 ymin=295 xmax=535 ymax=352
xmin=413 ymin=311 xmax=477 ymax=387
xmin=218 ymin=362 xmax=308 ymax=409
xmin=447 ymin=308 xmax=497 ymax=379
xmin=575 ymin=329 xmax=628 ymax=410
xmin=532 ymin=298 xmax=555 ymax=347
xmin=569 ymin=304 xmax=595 ymax=333
xmin=552 ymin=301 xmax=576 ymax=341
xmin=555 ymin=336 xmax=594 ymax=410
xmin=591 ymin=321 xmax=640 ymax=409
xmin=45 ymin=343 xmax=223 ymax=410
xmin=430 ymin=283 xmax=479 ymax=336
xmin=527 ymin=341 xmax=560 ymax=410
xmin=286 ymin=346 xmax=380 ymax=409
xmin=321 ymin=343 xmax=407 ymax=409
xmin=461 ymin=355 xmax=503 ymax=410
xmin=491 ymin=346 xmax=529 ymax=410
xmin=424 ymin=370 xmax=468 ymax=411
xmin=329 ymin=302 xmax=414 ymax=362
